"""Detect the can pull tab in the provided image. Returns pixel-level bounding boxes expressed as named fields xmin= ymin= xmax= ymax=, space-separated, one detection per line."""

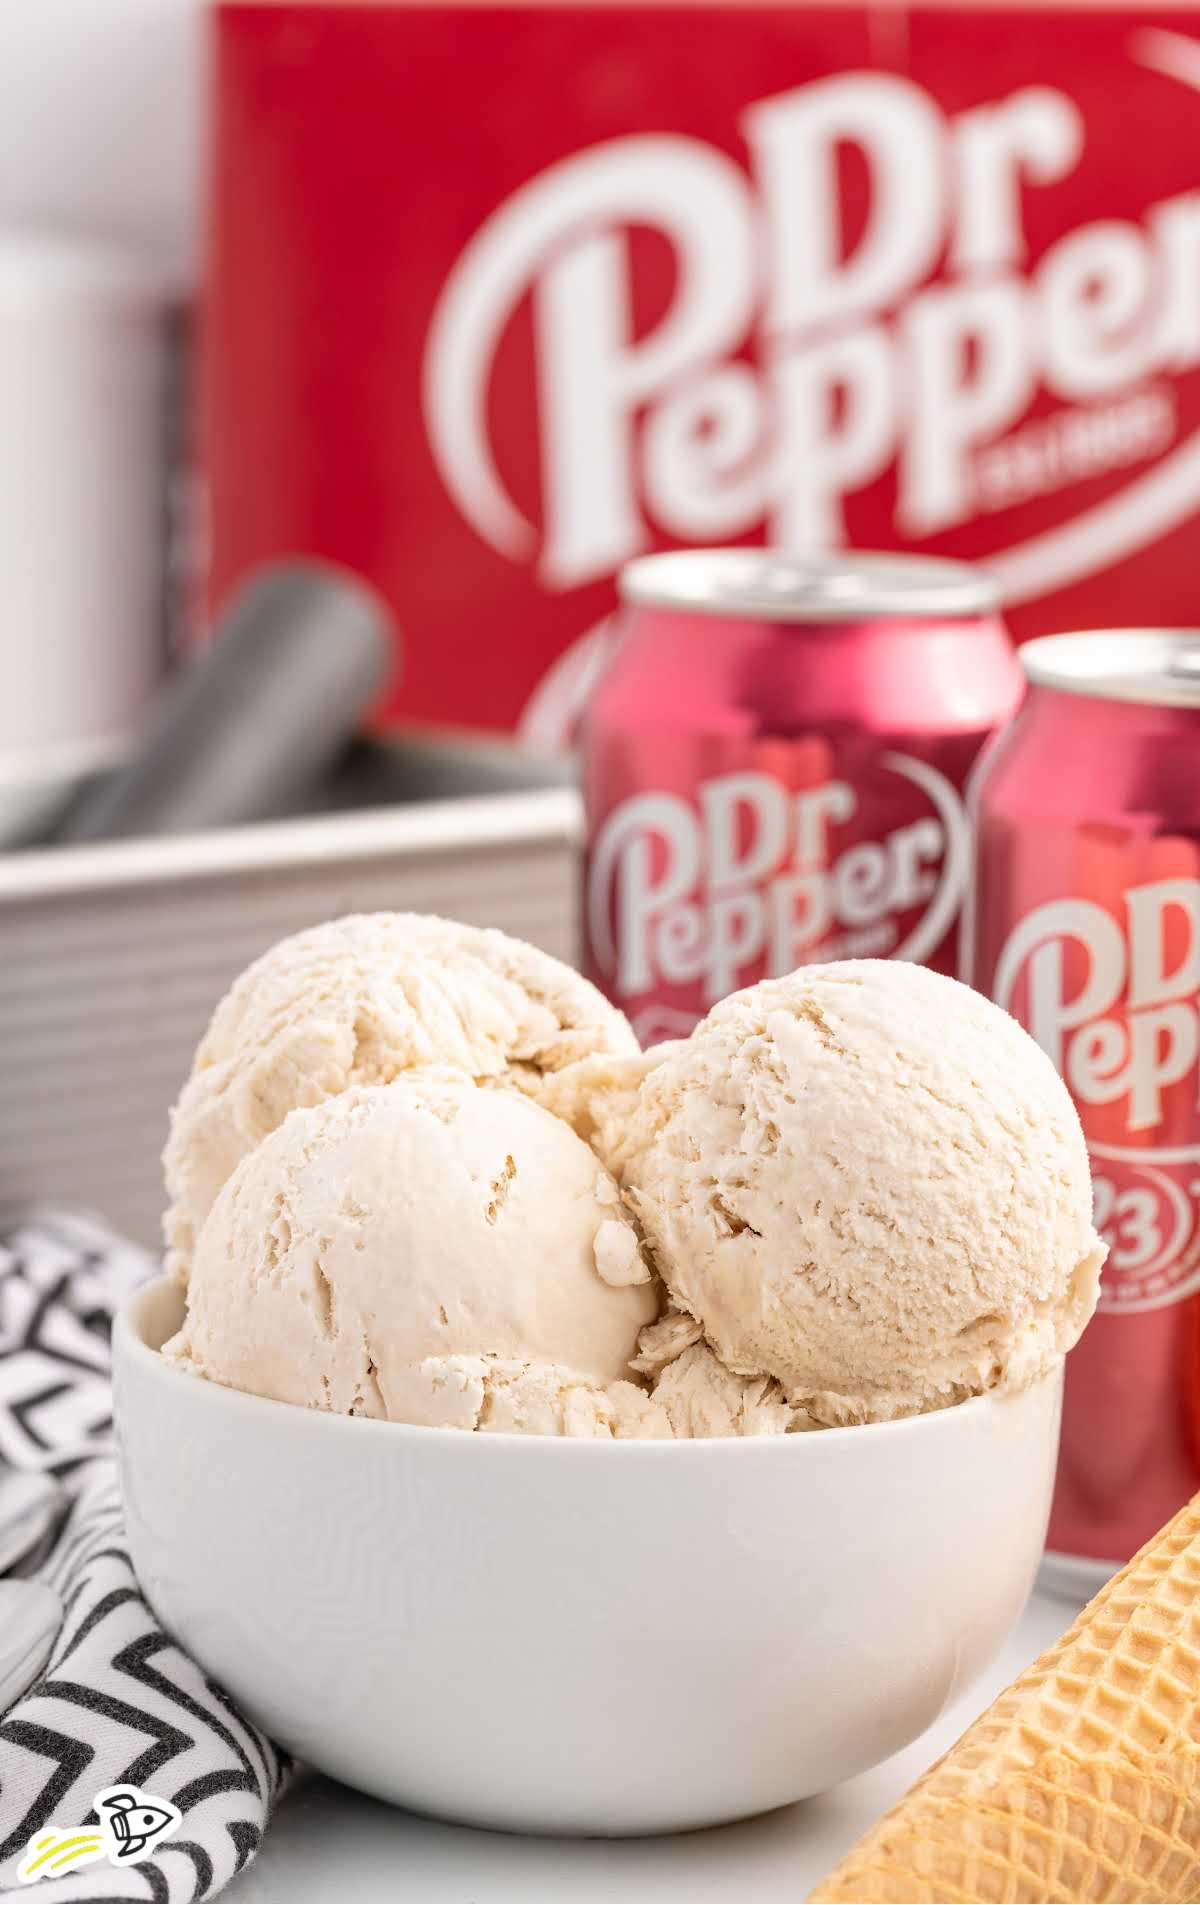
xmin=762 ymin=562 xmax=867 ymax=611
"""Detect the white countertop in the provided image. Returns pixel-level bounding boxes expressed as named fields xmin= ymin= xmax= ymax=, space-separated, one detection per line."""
xmin=224 ymin=1585 xmax=1083 ymax=1904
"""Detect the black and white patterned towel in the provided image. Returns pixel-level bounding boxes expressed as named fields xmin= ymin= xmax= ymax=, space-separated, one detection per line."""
xmin=0 ymin=1213 xmax=290 ymax=1902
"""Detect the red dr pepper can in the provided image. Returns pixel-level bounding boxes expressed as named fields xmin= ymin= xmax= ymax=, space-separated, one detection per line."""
xmin=582 ymin=550 xmax=1021 ymax=1044
xmin=967 ymin=630 xmax=1200 ymax=1590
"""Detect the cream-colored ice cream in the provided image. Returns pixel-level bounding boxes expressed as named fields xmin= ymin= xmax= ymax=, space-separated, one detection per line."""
xmin=163 ymin=913 xmax=637 ymax=1280
xmin=651 ymin=1345 xmax=798 ymax=1439
xmin=537 ymin=1045 xmax=683 ymax=1179
xmin=388 ymin=1357 xmax=672 ymax=1438
xmin=629 ymin=1310 xmax=798 ymax=1435
xmin=162 ymin=918 xmax=1103 ymax=1439
xmin=630 ymin=1307 xmax=705 ymax=1377
xmin=619 ymin=961 xmax=1104 ymax=1426
xmin=164 ymin=1077 xmax=659 ymax=1416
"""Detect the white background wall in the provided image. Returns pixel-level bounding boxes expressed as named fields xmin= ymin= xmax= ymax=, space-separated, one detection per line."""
xmin=0 ymin=0 xmax=202 ymax=272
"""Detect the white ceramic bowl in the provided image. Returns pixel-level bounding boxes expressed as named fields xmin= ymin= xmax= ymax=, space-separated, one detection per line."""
xmin=115 ymin=1280 xmax=1062 ymax=1837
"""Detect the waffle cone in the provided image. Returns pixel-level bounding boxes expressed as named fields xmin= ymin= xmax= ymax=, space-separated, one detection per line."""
xmin=810 ymin=1494 xmax=1200 ymax=1904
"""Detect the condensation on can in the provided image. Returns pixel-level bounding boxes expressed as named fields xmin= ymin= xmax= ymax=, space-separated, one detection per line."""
xmin=966 ymin=629 xmax=1200 ymax=1590
xmin=582 ymin=549 xmax=1021 ymax=1046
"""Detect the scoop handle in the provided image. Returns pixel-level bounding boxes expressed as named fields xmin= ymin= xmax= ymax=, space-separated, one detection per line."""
xmin=58 ymin=561 xmax=396 ymax=841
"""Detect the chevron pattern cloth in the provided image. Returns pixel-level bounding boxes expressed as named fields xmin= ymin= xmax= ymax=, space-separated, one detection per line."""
xmin=0 ymin=1213 xmax=290 ymax=1902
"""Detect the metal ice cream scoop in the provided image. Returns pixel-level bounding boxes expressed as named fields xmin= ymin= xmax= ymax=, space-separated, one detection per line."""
xmin=56 ymin=559 xmax=396 ymax=842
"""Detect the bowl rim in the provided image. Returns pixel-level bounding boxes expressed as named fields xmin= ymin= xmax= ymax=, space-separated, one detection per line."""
xmin=115 ymin=1275 xmax=1062 ymax=1458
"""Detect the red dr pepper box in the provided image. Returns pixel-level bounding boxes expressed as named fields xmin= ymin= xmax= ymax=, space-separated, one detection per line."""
xmin=206 ymin=2 xmax=1200 ymax=742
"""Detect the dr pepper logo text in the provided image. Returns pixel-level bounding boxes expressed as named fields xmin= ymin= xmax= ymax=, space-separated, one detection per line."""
xmin=426 ymin=31 xmax=1200 ymax=602
xmin=995 ymin=875 xmax=1200 ymax=1312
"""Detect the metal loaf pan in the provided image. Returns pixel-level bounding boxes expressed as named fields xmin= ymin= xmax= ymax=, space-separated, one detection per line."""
xmin=0 ymin=739 xmax=580 ymax=1248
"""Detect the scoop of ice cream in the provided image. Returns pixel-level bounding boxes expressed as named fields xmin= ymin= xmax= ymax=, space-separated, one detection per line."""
xmin=389 ymin=1357 xmax=672 ymax=1438
xmin=164 ymin=1077 xmax=659 ymax=1415
xmin=621 ymin=961 xmax=1105 ymax=1425
xmin=651 ymin=1344 xmax=797 ymax=1438
xmin=163 ymin=913 xmax=637 ymax=1280
xmin=631 ymin=1307 xmax=706 ymax=1377
xmin=537 ymin=1045 xmax=684 ymax=1179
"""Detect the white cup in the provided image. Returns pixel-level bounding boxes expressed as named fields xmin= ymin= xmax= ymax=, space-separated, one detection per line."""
xmin=0 ymin=232 xmax=171 ymax=756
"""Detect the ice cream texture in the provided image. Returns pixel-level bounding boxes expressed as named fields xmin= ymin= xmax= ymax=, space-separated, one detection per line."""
xmin=164 ymin=1078 xmax=658 ymax=1420
xmin=162 ymin=917 xmax=1102 ymax=1439
xmin=618 ymin=960 xmax=1104 ymax=1426
xmin=385 ymin=1357 xmax=672 ymax=1438
xmin=163 ymin=912 xmax=636 ymax=1281
xmin=536 ymin=1044 xmax=684 ymax=1179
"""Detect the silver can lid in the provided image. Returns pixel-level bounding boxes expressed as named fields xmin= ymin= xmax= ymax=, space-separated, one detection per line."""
xmin=618 ymin=550 xmax=999 ymax=622
xmin=1020 ymin=630 xmax=1200 ymax=708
